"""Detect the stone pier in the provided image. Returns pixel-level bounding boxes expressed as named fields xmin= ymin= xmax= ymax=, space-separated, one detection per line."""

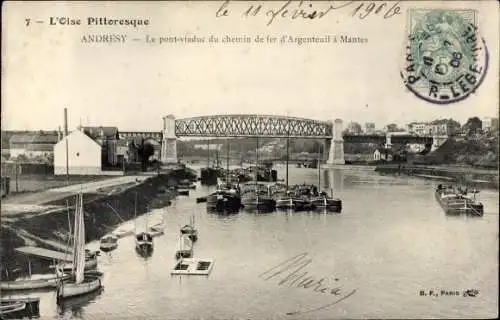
xmin=326 ymin=119 xmax=345 ymax=165
xmin=161 ymin=115 xmax=178 ymax=164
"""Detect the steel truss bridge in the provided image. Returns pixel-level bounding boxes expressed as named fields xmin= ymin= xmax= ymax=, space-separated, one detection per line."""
xmin=174 ymin=115 xmax=332 ymax=138
xmin=119 ymin=114 xmax=433 ymax=146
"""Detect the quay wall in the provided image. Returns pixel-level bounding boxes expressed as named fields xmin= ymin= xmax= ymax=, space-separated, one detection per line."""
xmin=375 ymin=164 xmax=499 ymax=189
xmin=0 ymin=169 xmax=195 ymax=275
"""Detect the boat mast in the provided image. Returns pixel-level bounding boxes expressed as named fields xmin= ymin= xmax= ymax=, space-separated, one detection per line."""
xmin=226 ymin=140 xmax=230 ymax=183
xmin=75 ymin=192 xmax=86 ymax=284
xmin=64 ymin=108 xmax=69 ymax=185
xmin=134 ymin=192 xmax=137 ymax=233
xmin=207 ymin=139 xmax=210 ymax=168
xmin=318 ymin=143 xmax=321 ymax=193
xmin=285 ymin=132 xmax=289 ymax=190
xmin=71 ymin=194 xmax=80 ymax=277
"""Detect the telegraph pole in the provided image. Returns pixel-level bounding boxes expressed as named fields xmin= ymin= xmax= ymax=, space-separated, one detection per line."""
xmin=64 ymin=108 xmax=69 ymax=185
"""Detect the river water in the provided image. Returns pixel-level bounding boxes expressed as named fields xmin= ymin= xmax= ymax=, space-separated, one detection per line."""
xmin=7 ymin=166 xmax=499 ymax=319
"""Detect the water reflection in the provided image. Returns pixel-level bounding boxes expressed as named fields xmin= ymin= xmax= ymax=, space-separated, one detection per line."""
xmin=57 ymin=287 xmax=104 ymax=318
xmin=322 ymin=168 xmax=344 ymax=192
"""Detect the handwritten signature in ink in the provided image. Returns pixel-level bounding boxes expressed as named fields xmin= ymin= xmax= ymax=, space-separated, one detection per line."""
xmin=259 ymin=252 xmax=357 ymax=316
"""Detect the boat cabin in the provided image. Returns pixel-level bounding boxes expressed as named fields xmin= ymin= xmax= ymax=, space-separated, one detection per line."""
xmin=136 ymin=232 xmax=153 ymax=242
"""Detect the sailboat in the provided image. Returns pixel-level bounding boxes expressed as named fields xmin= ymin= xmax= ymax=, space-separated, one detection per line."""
xmin=134 ymin=195 xmax=154 ymax=254
xmin=57 ymin=192 xmax=102 ymax=300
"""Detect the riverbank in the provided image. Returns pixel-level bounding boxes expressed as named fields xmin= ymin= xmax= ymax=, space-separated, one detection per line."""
xmin=375 ymin=164 xmax=499 ymax=189
xmin=0 ymin=168 xmax=196 ymax=277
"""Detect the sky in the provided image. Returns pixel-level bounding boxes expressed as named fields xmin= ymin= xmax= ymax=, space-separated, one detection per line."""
xmin=2 ymin=1 xmax=499 ymax=132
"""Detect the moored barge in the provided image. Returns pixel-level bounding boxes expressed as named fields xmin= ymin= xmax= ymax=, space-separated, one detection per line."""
xmin=435 ymin=184 xmax=484 ymax=216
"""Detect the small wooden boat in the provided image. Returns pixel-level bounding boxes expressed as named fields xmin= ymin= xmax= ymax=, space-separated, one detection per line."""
xmin=135 ymin=232 xmax=154 ymax=253
xmin=99 ymin=234 xmax=118 ymax=252
xmin=180 ymin=216 xmax=198 ymax=242
xmin=112 ymin=228 xmax=134 ymax=238
xmin=178 ymin=179 xmax=196 ymax=189
xmin=171 ymin=258 xmax=214 ymax=275
xmin=1 ymin=269 xmax=69 ymax=290
xmin=57 ymin=192 xmax=102 ymax=301
xmin=0 ymin=297 xmax=40 ymax=319
xmin=148 ymin=220 xmax=165 ymax=237
xmin=196 ymin=196 xmax=207 ymax=203
xmin=175 ymin=234 xmax=193 ymax=260
xmin=435 ymin=184 xmax=484 ymax=216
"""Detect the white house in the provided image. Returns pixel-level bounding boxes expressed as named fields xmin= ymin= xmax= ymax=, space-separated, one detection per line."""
xmin=54 ymin=130 xmax=102 ymax=175
xmin=373 ymin=148 xmax=393 ymax=161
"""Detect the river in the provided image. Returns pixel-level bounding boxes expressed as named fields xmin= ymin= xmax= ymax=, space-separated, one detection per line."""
xmin=6 ymin=166 xmax=499 ymax=319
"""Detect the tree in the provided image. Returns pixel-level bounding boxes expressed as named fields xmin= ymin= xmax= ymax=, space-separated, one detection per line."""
xmin=129 ymin=138 xmax=155 ymax=171
xmin=385 ymin=123 xmax=399 ymax=132
xmin=347 ymin=122 xmax=362 ymax=134
xmin=462 ymin=117 xmax=482 ymax=136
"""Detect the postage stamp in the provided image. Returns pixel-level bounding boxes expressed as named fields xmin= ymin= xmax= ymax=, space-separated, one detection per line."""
xmin=401 ymin=9 xmax=488 ymax=104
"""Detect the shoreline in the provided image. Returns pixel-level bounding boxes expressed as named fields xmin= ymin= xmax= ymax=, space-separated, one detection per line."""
xmin=0 ymin=169 xmax=194 ymax=278
xmin=374 ymin=164 xmax=499 ymax=189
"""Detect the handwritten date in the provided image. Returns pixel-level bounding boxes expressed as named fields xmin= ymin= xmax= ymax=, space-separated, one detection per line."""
xmin=216 ymin=0 xmax=401 ymax=26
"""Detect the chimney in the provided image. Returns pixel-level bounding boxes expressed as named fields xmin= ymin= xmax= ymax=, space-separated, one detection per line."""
xmin=58 ymin=126 xmax=62 ymax=141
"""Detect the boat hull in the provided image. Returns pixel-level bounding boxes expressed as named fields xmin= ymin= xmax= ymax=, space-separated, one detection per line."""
xmin=310 ymin=198 xmax=342 ymax=213
xmin=206 ymin=194 xmax=242 ymax=212
xmin=435 ymin=191 xmax=484 ymax=216
xmin=99 ymin=243 xmax=118 ymax=252
xmin=1 ymin=275 xmax=70 ymax=291
xmin=175 ymin=249 xmax=193 ymax=260
xmin=57 ymin=276 xmax=102 ymax=300
xmin=58 ymin=257 xmax=98 ymax=272
xmin=135 ymin=242 xmax=154 ymax=252
xmin=0 ymin=297 xmax=40 ymax=319
xmin=275 ymin=198 xmax=312 ymax=211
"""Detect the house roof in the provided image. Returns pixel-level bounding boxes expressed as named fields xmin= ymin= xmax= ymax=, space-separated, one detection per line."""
xmin=10 ymin=133 xmax=59 ymax=145
xmin=10 ymin=134 xmax=36 ymax=144
xmin=32 ymin=133 xmax=59 ymax=144
xmin=81 ymin=126 xmax=118 ymax=139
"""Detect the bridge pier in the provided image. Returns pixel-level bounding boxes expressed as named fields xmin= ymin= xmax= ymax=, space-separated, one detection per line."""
xmin=161 ymin=115 xmax=178 ymax=164
xmin=326 ymin=119 xmax=345 ymax=165
xmin=385 ymin=134 xmax=392 ymax=149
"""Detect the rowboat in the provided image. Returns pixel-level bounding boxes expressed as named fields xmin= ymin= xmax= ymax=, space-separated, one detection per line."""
xmin=1 ymin=270 xmax=69 ymax=291
xmin=0 ymin=297 xmax=40 ymax=319
xmin=99 ymin=234 xmax=118 ymax=252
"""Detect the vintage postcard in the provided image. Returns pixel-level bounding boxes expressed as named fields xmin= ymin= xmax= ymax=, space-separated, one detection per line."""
xmin=1 ymin=1 xmax=498 ymax=319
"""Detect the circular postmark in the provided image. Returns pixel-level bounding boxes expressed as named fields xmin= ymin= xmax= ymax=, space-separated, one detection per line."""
xmin=401 ymin=10 xmax=489 ymax=104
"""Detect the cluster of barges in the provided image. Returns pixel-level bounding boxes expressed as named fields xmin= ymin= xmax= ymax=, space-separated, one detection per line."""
xmin=203 ymin=181 xmax=342 ymax=213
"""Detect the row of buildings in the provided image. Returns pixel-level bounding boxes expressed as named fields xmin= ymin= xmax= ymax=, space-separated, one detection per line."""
xmin=345 ymin=117 xmax=499 ymax=136
xmin=2 ymin=126 xmax=161 ymax=175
